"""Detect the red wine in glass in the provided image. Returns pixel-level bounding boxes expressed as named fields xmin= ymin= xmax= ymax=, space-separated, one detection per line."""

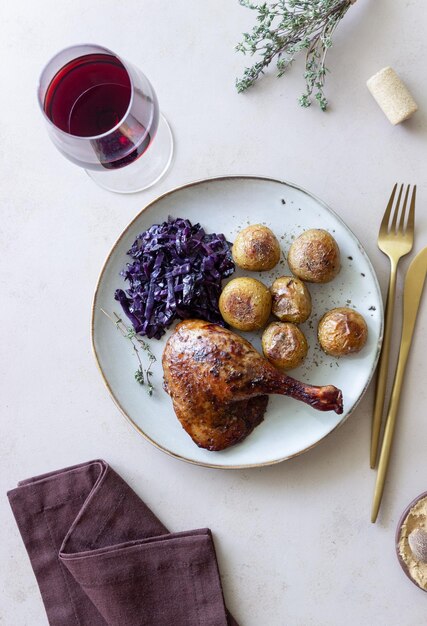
xmin=38 ymin=45 xmax=172 ymax=192
xmin=43 ymin=53 xmax=154 ymax=170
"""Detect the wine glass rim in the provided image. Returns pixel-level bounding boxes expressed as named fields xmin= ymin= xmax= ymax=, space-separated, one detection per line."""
xmin=37 ymin=43 xmax=135 ymax=141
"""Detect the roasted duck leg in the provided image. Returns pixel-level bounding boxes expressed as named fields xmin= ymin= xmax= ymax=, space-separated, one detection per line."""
xmin=163 ymin=319 xmax=343 ymax=451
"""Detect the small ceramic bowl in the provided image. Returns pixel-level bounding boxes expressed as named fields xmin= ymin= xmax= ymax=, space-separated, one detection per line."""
xmin=396 ymin=490 xmax=427 ymax=592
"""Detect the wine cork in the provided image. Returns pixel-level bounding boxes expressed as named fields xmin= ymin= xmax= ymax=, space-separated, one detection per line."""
xmin=367 ymin=67 xmax=418 ymax=125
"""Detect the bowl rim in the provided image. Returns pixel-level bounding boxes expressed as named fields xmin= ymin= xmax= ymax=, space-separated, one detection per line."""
xmin=395 ymin=490 xmax=427 ymax=593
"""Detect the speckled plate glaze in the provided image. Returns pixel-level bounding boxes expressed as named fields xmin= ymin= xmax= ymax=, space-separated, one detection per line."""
xmin=91 ymin=176 xmax=383 ymax=468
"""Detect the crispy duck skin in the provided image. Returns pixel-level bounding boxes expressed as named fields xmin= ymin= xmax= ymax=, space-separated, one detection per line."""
xmin=163 ymin=320 xmax=343 ymax=451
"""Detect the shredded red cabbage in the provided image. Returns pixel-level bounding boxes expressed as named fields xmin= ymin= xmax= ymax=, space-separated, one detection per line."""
xmin=115 ymin=217 xmax=235 ymax=339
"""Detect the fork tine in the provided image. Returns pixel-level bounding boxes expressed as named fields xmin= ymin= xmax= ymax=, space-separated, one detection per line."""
xmin=397 ymin=185 xmax=411 ymax=233
xmin=380 ymin=183 xmax=398 ymax=232
xmin=406 ymin=185 xmax=416 ymax=234
xmin=390 ymin=184 xmax=404 ymax=233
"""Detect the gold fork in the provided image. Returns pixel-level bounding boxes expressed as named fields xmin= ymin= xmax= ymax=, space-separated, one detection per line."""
xmin=370 ymin=184 xmax=416 ymax=469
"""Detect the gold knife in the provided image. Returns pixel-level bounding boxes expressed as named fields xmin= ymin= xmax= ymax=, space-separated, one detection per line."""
xmin=371 ymin=246 xmax=427 ymax=523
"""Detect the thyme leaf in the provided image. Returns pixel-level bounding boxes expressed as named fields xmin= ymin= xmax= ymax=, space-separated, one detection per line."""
xmin=101 ymin=309 xmax=156 ymax=396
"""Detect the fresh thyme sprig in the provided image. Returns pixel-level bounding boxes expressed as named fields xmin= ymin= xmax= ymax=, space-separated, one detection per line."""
xmin=101 ymin=309 xmax=156 ymax=396
xmin=236 ymin=0 xmax=355 ymax=110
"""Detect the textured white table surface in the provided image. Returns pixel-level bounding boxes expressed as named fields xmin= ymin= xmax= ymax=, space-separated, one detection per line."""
xmin=2 ymin=1 xmax=427 ymax=624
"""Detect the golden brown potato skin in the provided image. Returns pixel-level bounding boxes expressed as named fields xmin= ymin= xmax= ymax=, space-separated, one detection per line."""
xmin=232 ymin=224 xmax=281 ymax=271
xmin=262 ymin=322 xmax=308 ymax=370
xmin=288 ymin=229 xmax=340 ymax=283
xmin=318 ymin=307 xmax=368 ymax=357
xmin=271 ymin=276 xmax=312 ymax=323
xmin=219 ymin=277 xmax=272 ymax=331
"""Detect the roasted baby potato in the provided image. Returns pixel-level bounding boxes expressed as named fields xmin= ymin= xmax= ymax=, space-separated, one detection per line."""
xmin=219 ymin=277 xmax=272 ymax=331
xmin=271 ymin=276 xmax=312 ymax=324
xmin=262 ymin=321 xmax=308 ymax=370
xmin=318 ymin=307 xmax=368 ymax=357
xmin=232 ymin=224 xmax=281 ymax=271
xmin=287 ymin=229 xmax=340 ymax=283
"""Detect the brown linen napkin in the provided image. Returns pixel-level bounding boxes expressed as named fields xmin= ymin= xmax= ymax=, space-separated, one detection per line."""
xmin=7 ymin=459 xmax=239 ymax=626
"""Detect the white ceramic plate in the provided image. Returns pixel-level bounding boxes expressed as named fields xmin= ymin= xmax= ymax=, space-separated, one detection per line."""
xmin=92 ymin=177 xmax=383 ymax=468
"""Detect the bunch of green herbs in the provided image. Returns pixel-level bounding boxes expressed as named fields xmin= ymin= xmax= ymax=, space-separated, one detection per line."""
xmin=236 ymin=0 xmax=354 ymax=110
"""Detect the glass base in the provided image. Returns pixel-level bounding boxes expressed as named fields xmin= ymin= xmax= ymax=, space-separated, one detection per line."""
xmin=85 ymin=113 xmax=174 ymax=193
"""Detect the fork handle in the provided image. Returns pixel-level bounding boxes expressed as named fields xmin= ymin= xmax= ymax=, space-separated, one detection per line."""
xmin=370 ymin=258 xmax=398 ymax=468
xmin=371 ymin=347 xmax=409 ymax=522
